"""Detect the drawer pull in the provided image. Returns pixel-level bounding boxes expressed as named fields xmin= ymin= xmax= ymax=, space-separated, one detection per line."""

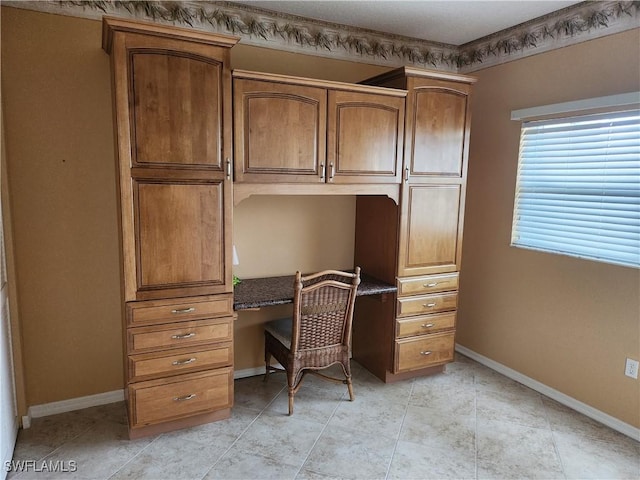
xmin=171 ymin=307 xmax=195 ymax=314
xmin=421 ymin=323 xmax=435 ymax=328
xmin=171 ymin=332 xmax=196 ymax=340
xmin=420 ymin=351 xmax=432 ymax=356
xmin=424 ymin=283 xmax=438 ymax=287
xmin=172 ymin=357 xmax=196 ymax=366
xmin=423 ymin=303 xmax=437 ymax=308
xmin=173 ymin=393 xmax=196 ymax=402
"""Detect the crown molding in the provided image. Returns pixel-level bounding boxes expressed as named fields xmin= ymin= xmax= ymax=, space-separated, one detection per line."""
xmin=459 ymin=1 xmax=640 ymax=73
xmin=3 ymin=1 xmax=639 ymax=73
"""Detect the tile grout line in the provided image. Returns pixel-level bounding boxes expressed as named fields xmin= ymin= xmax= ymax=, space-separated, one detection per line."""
xmin=383 ymin=378 xmax=416 ymax=480
xmin=105 ymin=430 xmax=166 ymax=480
xmin=292 ymin=382 xmax=350 ymax=479
xmin=198 ymin=380 xmax=288 ymax=480
xmin=540 ymin=395 xmax=569 ymax=480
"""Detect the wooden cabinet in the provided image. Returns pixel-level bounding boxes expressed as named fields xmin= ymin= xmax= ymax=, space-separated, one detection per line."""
xmin=353 ymin=67 xmax=475 ymax=382
xmin=233 ymin=70 xmax=405 ymax=184
xmin=103 ymin=17 xmax=238 ymax=438
xmin=398 ymin=184 xmax=464 ymax=276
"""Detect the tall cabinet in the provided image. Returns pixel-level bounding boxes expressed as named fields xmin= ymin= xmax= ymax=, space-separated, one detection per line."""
xmin=102 ymin=18 xmax=238 ymax=438
xmin=354 ymin=67 xmax=476 ymax=382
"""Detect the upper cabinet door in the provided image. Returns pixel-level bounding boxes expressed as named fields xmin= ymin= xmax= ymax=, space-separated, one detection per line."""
xmin=234 ymin=79 xmax=327 ymax=183
xmin=131 ymin=52 xmax=224 ymax=169
xmin=110 ymin=32 xmax=233 ymax=171
xmin=397 ymin=184 xmax=464 ymax=277
xmin=408 ymin=80 xmax=471 ymax=179
xmin=327 ymin=90 xmax=404 ymax=184
xmin=133 ymin=178 xmax=230 ymax=300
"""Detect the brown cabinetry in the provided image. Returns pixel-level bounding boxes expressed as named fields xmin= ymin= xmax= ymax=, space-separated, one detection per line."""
xmin=233 ymin=70 xmax=405 ymax=184
xmin=103 ymin=17 xmax=238 ymax=438
xmin=354 ymin=67 xmax=475 ymax=382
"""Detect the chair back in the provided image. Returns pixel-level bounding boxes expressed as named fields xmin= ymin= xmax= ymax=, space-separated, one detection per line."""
xmin=290 ymin=267 xmax=361 ymax=354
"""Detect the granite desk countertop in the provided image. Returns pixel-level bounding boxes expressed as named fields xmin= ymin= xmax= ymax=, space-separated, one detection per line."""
xmin=233 ymin=272 xmax=397 ymax=310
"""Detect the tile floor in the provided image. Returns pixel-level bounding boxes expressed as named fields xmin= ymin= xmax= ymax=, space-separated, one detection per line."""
xmin=8 ymin=354 xmax=640 ymax=480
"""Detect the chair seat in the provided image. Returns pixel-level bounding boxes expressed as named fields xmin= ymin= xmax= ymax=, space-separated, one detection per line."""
xmin=264 ymin=317 xmax=293 ymax=349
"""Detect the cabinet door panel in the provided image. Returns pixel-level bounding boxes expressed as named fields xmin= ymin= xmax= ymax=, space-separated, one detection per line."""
xmin=134 ymin=180 xmax=229 ymax=299
xmin=410 ymin=87 xmax=468 ymax=177
xmin=131 ymin=52 xmax=223 ymax=169
xmin=234 ymin=79 xmax=326 ymax=182
xmin=328 ymin=90 xmax=404 ymax=184
xmin=398 ymin=184 xmax=463 ymax=276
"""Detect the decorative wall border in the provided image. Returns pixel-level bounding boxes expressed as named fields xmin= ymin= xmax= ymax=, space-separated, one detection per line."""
xmin=458 ymin=1 xmax=640 ymax=72
xmin=3 ymin=1 xmax=639 ymax=73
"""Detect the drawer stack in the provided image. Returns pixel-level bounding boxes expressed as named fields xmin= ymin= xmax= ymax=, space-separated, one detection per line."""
xmin=125 ymin=295 xmax=234 ymax=437
xmin=394 ymin=273 xmax=458 ymax=373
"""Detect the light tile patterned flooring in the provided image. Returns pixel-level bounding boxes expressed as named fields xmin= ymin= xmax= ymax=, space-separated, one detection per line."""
xmin=8 ymin=354 xmax=640 ymax=480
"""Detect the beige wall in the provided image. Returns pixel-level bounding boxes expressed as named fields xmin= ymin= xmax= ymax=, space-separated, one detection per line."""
xmin=457 ymin=29 xmax=640 ymax=428
xmin=0 ymin=7 xmax=387 ymax=403
xmin=2 ymin=7 xmax=638 ymax=429
xmin=2 ymin=8 xmax=123 ymax=406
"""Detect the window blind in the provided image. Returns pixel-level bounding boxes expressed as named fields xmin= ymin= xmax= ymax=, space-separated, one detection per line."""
xmin=512 ymin=109 xmax=640 ymax=268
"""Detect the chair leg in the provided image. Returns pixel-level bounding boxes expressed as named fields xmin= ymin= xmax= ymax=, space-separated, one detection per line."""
xmin=287 ymin=371 xmax=296 ymax=415
xmin=288 ymin=390 xmax=294 ymax=415
xmin=346 ymin=377 xmax=354 ymax=401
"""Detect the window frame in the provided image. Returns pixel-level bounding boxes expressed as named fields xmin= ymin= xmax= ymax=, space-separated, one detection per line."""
xmin=510 ymin=94 xmax=640 ymax=269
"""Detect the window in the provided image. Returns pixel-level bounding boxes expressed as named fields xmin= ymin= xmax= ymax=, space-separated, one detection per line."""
xmin=511 ymin=109 xmax=640 ymax=268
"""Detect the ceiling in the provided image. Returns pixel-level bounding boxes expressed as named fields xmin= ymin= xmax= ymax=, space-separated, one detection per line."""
xmin=235 ymin=0 xmax=584 ymax=45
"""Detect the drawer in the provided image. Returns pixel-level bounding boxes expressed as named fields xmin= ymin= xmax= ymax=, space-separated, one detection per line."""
xmin=128 ymin=317 xmax=233 ymax=354
xmin=129 ymin=368 xmax=233 ymax=427
xmin=128 ymin=343 xmax=233 ymax=382
xmin=397 ymin=292 xmax=457 ymax=318
xmin=396 ymin=312 xmax=456 ymax=338
xmin=127 ymin=295 xmax=233 ymax=327
xmin=394 ymin=332 xmax=455 ymax=372
xmin=397 ymin=273 xmax=459 ymax=297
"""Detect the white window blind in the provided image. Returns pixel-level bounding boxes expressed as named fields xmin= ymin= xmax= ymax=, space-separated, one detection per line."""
xmin=511 ymin=109 xmax=640 ymax=268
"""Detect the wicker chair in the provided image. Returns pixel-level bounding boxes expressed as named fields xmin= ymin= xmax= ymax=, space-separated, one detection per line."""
xmin=264 ymin=267 xmax=361 ymax=415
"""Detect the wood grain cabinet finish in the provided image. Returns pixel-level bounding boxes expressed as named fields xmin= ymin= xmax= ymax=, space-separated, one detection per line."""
xmin=103 ymin=17 xmax=238 ymax=438
xmin=104 ymin=19 xmax=236 ymax=302
xmin=233 ymin=70 xmax=405 ymax=184
xmin=353 ymin=67 xmax=475 ymax=382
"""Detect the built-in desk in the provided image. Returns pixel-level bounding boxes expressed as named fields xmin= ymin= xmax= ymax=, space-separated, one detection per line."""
xmin=233 ymin=273 xmax=396 ymax=310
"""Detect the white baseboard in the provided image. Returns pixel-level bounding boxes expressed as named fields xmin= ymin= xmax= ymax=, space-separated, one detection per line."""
xmin=24 ymin=352 xmax=637 ymax=441
xmin=21 ymin=368 xmax=274 ymax=428
xmin=23 ymin=389 xmax=125 ymax=428
xmin=455 ymin=344 xmax=640 ymax=441
xmin=234 ymin=366 xmax=266 ymax=379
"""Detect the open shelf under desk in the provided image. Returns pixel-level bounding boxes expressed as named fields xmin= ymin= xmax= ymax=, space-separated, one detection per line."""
xmin=233 ymin=272 xmax=397 ymax=310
